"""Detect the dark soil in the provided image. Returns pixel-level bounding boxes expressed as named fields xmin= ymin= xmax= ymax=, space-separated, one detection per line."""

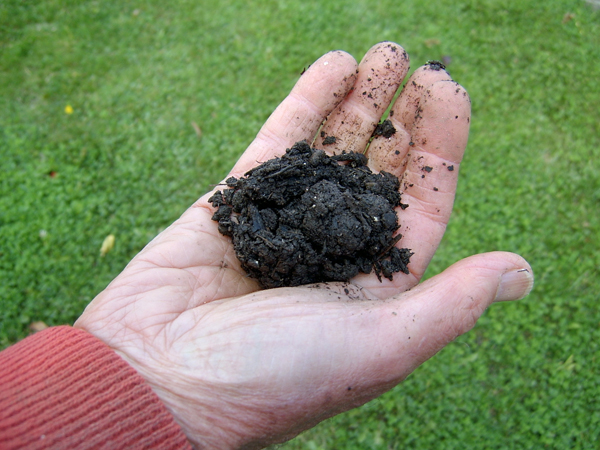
xmin=209 ymin=141 xmax=412 ymax=289
xmin=425 ymin=60 xmax=447 ymax=71
xmin=372 ymin=119 xmax=396 ymax=139
xmin=322 ymin=135 xmax=337 ymax=145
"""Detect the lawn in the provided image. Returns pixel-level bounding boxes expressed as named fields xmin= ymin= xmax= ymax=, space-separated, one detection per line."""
xmin=1 ymin=0 xmax=599 ymax=448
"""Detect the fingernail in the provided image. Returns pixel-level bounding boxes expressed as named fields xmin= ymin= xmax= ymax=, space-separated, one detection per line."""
xmin=495 ymin=268 xmax=534 ymax=302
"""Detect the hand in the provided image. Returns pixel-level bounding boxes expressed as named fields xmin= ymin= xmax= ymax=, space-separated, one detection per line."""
xmin=75 ymin=42 xmax=534 ymax=449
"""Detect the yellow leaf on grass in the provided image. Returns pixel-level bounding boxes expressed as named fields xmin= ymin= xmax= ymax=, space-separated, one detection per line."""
xmin=30 ymin=321 xmax=49 ymax=333
xmin=100 ymin=234 xmax=115 ymax=256
xmin=424 ymin=38 xmax=441 ymax=48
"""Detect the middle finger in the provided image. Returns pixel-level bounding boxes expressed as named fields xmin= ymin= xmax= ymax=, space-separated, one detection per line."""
xmin=314 ymin=41 xmax=410 ymax=154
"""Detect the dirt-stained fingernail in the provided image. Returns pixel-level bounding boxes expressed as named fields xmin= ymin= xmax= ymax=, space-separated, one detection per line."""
xmin=495 ymin=268 xmax=534 ymax=302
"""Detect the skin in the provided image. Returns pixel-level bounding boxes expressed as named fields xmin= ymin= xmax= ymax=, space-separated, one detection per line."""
xmin=75 ymin=42 xmax=534 ymax=449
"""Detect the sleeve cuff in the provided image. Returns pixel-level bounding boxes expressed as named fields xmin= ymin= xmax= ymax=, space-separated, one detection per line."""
xmin=0 ymin=325 xmax=192 ymax=449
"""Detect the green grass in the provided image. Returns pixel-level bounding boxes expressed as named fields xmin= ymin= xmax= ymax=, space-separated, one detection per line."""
xmin=1 ymin=0 xmax=599 ymax=448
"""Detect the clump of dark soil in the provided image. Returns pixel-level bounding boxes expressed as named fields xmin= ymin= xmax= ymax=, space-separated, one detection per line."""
xmin=372 ymin=119 xmax=396 ymax=139
xmin=425 ymin=60 xmax=447 ymax=71
xmin=209 ymin=141 xmax=412 ymax=289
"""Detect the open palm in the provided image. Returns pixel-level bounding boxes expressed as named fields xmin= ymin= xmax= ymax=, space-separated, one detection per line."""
xmin=76 ymin=42 xmax=533 ymax=449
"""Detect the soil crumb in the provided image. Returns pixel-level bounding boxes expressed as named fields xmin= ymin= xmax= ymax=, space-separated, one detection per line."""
xmin=209 ymin=141 xmax=412 ymax=288
xmin=372 ymin=119 xmax=396 ymax=139
xmin=426 ymin=60 xmax=447 ymax=71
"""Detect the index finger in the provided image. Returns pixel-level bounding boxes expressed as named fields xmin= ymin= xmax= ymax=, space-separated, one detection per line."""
xmin=230 ymin=51 xmax=358 ymax=177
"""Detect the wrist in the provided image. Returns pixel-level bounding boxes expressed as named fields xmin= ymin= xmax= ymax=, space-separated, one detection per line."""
xmin=111 ymin=354 xmax=246 ymax=450
xmin=0 ymin=326 xmax=191 ymax=450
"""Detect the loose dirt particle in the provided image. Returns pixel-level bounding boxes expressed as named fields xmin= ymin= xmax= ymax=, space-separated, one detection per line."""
xmin=209 ymin=141 xmax=412 ymax=288
xmin=426 ymin=60 xmax=447 ymax=71
xmin=372 ymin=119 xmax=396 ymax=139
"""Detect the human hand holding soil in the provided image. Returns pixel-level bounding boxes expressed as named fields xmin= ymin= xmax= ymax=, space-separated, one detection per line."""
xmin=75 ymin=42 xmax=534 ymax=449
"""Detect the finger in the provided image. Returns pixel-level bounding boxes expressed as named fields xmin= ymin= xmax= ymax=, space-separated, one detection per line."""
xmin=395 ymin=80 xmax=471 ymax=280
xmin=230 ymin=51 xmax=358 ymax=177
xmin=234 ymin=252 xmax=534 ymax=430
xmin=313 ymin=41 xmax=410 ymax=154
xmin=375 ymin=252 xmax=534 ymax=375
xmin=367 ymin=63 xmax=453 ymax=174
xmin=322 ymin=252 xmax=533 ymax=404
xmin=351 ymin=78 xmax=471 ymax=298
xmin=394 ymin=62 xmax=453 ymax=131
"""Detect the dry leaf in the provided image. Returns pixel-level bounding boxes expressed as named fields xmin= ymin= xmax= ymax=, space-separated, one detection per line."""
xmin=191 ymin=121 xmax=202 ymax=139
xmin=30 ymin=321 xmax=49 ymax=333
xmin=424 ymin=38 xmax=441 ymax=48
xmin=100 ymin=234 xmax=115 ymax=257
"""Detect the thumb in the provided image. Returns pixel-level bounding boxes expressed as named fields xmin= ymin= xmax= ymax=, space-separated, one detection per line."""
xmin=372 ymin=251 xmax=534 ymax=378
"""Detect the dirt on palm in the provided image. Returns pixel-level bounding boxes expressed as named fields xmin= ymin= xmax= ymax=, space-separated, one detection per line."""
xmin=209 ymin=141 xmax=412 ymax=289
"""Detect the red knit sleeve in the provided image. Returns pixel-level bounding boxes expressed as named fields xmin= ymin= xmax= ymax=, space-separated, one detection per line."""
xmin=0 ymin=326 xmax=192 ymax=450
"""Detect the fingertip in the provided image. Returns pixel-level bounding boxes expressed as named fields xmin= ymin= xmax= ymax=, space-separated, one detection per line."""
xmin=494 ymin=259 xmax=534 ymax=302
xmin=230 ymin=50 xmax=359 ymax=176
xmin=354 ymin=252 xmax=533 ymax=392
xmin=292 ymin=49 xmax=360 ymax=102
xmin=441 ymin=251 xmax=533 ymax=305
xmin=423 ymin=79 xmax=471 ymax=112
xmin=410 ymin=79 xmax=472 ymax=164
xmin=390 ymin=251 xmax=534 ymax=335
xmin=441 ymin=251 xmax=534 ymax=303
xmin=304 ymin=50 xmax=358 ymax=81
xmin=361 ymin=41 xmax=409 ymax=65
xmin=319 ymin=49 xmax=357 ymax=63
xmin=429 ymin=79 xmax=471 ymax=112
xmin=392 ymin=64 xmax=453 ymax=130
xmin=295 ymin=50 xmax=359 ymax=112
xmin=314 ymin=43 xmax=410 ymax=153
